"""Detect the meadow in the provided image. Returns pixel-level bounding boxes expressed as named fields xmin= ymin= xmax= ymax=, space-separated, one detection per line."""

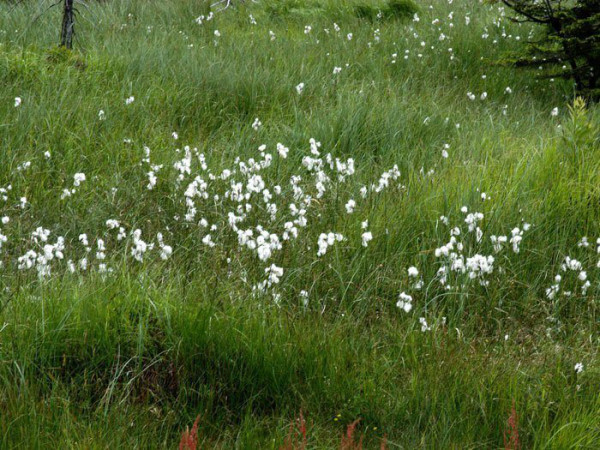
xmin=0 ymin=0 xmax=599 ymax=447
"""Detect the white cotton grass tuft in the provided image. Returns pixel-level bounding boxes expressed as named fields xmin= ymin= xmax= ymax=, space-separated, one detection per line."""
xmin=345 ymin=199 xmax=356 ymax=214
xmin=361 ymin=231 xmax=373 ymax=247
xmin=1 ymin=114 xmax=594 ymax=339
xmin=396 ymin=292 xmax=413 ymax=313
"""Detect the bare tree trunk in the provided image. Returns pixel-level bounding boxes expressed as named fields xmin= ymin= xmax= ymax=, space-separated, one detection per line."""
xmin=60 ymin=0 xmax=74 ymax=49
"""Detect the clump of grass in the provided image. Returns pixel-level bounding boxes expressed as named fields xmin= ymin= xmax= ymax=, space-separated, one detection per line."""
xmin=353 ymin=3 xmax=382 ymax=21
xmin=265 ymin=0 xmax=324 ymax=20
xmin=386 ymin=0 xmax=419 ymax=18
xmin=354 ymin=0 xmax=418 ymax=22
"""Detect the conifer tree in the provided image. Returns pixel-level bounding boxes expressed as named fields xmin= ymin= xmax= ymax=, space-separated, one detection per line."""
xmin=501 ymin=0 xmax=600 ymax=100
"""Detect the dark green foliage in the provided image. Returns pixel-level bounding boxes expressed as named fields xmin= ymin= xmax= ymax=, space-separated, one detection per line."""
xmin=354 ymin=3 xmax=381 ymax=20
xmin=501 ymin=0 xmax=600 ymax=100
xmin=386 ymin=0 xmax=419 ymax=19
xmin=354 ymin=0 xmax=418 ymax=22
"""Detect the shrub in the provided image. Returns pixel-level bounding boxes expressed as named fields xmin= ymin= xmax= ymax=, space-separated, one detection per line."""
xmin=386 ymin=0 xmax=419 ymax=19
xmin=354 ymin=4 xmax=380 ymax=21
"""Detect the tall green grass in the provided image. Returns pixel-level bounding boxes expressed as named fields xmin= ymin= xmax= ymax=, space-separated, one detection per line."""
xmin=0 ymin=0 xmax=598 ymax=447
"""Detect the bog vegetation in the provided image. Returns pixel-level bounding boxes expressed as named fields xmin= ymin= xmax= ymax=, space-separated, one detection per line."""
xmin=0 ymin=0 xmax=599 ymax=448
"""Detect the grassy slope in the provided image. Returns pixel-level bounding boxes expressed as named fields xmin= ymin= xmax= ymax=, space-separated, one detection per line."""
xmin=0 ymin=0 xmax=599 ymax=448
